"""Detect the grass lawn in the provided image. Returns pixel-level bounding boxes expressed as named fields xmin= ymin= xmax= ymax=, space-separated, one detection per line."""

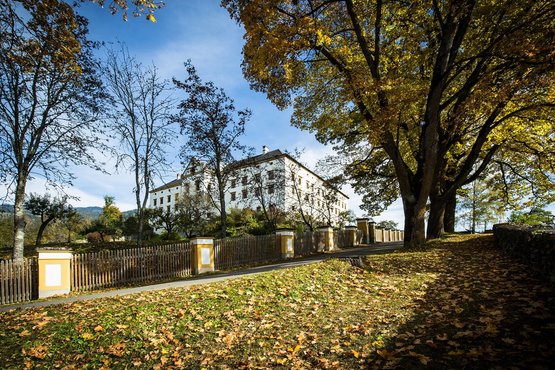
xmin=1 ymin=234 xmax=553 ymax=369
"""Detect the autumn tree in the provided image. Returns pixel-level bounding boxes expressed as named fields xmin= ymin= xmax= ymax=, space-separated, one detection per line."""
xmin=104 ymin=45 xmax=173 ymax=247
xmin=90 ymin=196 xmax=123 ymax=241
xmin=25 ymin=193 xmax=73 ymax=245
xmin=222 ymin=0 xmax=555 ymax=247
xmin=172 ymin=61 xmax=251 ymax=238
xmin=77 ymin=0 xmax=163 ymax=22
xmin=0 ymin=0 xmax=106 ymax=259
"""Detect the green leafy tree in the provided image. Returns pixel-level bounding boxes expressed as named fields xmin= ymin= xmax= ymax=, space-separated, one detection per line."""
xmin=60 ymin=209 xmax=86 ymax=243
xmin=177 ymin=193 xmax=213 ymax=238
xmin=338 ymin=209 xmax=356 ymax=229
xmin=90 ymin=196 xmax=123 ymax=241
xmin=457 ymin=177 xmax=505 ymax=233
xmin=376 ymin=220 xmax=398 ymax=230
xmin=509 ymin=208 xmax=554 ymax=227
xmin=149 ymin=208 xmax=182 ymax=240
xmin=25 ymin=194 xmax=73 ymax=245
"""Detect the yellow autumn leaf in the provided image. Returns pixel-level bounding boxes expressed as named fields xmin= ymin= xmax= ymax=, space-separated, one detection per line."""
xmin=81 ymin=332 xmax=94 ymax=340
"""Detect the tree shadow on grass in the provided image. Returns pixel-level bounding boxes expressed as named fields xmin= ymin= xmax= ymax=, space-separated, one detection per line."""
xmin=364 ymin=235 xmax=555 ymax=369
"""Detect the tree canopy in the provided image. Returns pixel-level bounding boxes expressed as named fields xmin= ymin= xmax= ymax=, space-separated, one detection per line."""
xmin=223 ymin=0 xmax=555 ymax=246
xmin=0 ymin=0 xmax=106 ymax=258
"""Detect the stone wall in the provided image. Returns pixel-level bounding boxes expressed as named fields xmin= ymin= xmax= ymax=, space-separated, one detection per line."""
xmin=493 ymin=223 xmax=555 ymax=283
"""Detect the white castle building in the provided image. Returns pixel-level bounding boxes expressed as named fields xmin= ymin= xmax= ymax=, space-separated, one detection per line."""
xmin=149 ymin=146 xmax=349 ymax=226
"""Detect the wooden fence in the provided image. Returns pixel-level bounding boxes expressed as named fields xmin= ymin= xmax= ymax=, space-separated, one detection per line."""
xmin=1 ymin=228 xmax=368 ymax=305
xmin=294 ymin=231 xmax=330 ymax=256
xmin=0 ymin=257 xmax=37 ymax=305
xmin=72 ymin=242 xmax=192 ymax=292
xmin=214 ymin=235 xmax=280 ymax=270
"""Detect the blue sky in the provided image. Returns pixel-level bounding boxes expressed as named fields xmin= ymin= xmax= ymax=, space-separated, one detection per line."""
xmin=1 ymin=1 xmax=403 ymax=227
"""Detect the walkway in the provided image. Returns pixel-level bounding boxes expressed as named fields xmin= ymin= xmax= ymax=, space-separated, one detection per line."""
xmin=0 ymin=242 xmax=401 ymax=312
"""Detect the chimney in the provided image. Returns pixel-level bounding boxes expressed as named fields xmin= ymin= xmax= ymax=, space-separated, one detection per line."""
xmin=262 ymin=145 xmax=269 ymax=154
xmin=176 ymin=173 xmax=180 ymax=179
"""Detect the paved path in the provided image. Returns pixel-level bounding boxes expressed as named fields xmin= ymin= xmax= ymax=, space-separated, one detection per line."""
xmin=0 ymin=243 xmax=401 ymax=312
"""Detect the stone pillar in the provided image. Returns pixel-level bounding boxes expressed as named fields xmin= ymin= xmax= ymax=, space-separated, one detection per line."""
xmin=344 ymin=226 xmax=358 ymax=247
xmin=384 ymin=228 xmax=390 ymax=242
xmin=369 ymin=222 xmax=377 ymax=244
xmin=276 ymin=228 xmax=295 ymax=259
xmin=191 ymin=237 xmax=214 ymax=274
xmin=317 ymin=226 xmax=335 ymax=251
xmin=38 ymin=249 xmax=73 ymax=299
xmin=356 ymin=218 xmax=369 ymax=244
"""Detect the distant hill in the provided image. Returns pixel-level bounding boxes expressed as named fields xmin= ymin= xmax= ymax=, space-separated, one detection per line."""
xmin=0 ymin=204 xmax=136 ymax=219
xmin=70 ymin=207 xmax=137 ymax=219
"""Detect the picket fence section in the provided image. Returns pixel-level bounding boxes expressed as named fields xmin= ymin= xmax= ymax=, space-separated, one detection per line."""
xmin=0 ymin=257 xmax=37 ymax=305
xmin=214 ymin=234 xmax=280 ymax=270
xmin=72 ymin=242 xmax=192 ymax=292
xmin=1 ymin=228 xmax=367 ymax=305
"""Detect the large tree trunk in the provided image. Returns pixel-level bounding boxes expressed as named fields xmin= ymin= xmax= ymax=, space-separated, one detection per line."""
xmin=444 ymin=192 xmax=456 ymax=233
xmin=427 ymin=190 xmax=457 ymax=238
xmin=427 ymin=194 xmax=446 ymax=240
xmin=402 ymin=197 xmax=427 ymax=248
xmin=13 ymin=176 xmax=27 ymax=260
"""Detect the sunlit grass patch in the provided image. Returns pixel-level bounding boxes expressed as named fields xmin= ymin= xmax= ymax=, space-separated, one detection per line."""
xmin=0 ymin=234 xmax=553 ymax=369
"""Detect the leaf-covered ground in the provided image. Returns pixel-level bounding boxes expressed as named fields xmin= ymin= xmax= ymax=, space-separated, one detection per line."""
xmin=1 ymin=234 xmax=553 ymax=369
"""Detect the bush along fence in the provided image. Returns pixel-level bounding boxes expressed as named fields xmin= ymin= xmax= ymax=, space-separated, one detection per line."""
xmin=493 ymin=223 xmax=555 ymax=283
xmin=1 ymin=223 xmax=404 ymax=305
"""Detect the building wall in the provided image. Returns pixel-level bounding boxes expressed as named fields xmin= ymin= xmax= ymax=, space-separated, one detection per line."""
xmin=149 ymin=152 xmax=349 ymax=226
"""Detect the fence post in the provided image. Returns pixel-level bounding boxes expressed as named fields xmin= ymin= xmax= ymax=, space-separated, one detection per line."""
xmin=317 ymin=226 xmax=335 ymax=251
xmin=356 ymin=218 xmax=370 ymax=244
xmin=345 ymin=225 xmax=358 ymax=247
xmin=276 ymin=228 xmax=295 ymax=259
xmin=191 ymin=237 xmax=214 ymax=274
xmin=383 ymin=228 xmax=389 ymax=242
xmin=37 ymin=249 xmax=72 ymax=299
xmin=369 ymin=222 xmax=377 ymax=243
